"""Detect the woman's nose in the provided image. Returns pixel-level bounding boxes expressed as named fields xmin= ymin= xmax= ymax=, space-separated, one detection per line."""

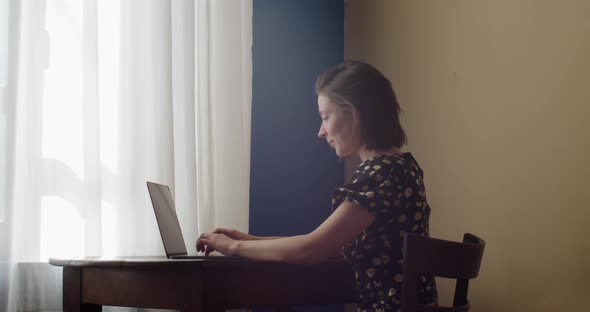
xmin=318 ymin=125 xmax=327 ymax=138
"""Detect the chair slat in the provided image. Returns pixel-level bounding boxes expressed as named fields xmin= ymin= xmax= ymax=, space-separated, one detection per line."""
xmin=400 ymin=233 xmax=485 ymax=312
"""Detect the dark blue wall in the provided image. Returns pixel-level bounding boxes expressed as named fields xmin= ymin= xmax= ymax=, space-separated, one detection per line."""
xmin=250 ymin=0 xmax=344 ymax=239
xmin=250 ymin=0 xmax=344 ymax=310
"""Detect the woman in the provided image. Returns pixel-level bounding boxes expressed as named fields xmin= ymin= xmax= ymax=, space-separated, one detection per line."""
xmin=196 ymin=60 xmax=438 ymax=312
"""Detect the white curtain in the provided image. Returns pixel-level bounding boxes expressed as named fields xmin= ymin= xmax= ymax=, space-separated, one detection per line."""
xmin=0 ymin=0 xmax=252 ymax=311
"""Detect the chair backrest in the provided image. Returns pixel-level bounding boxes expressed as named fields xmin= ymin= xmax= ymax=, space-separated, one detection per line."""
xmin=400 ymin=233 xmax=485 ymax=312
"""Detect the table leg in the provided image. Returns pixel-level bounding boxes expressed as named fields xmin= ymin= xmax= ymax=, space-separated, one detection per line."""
xmin=81 ymin=304 xmax=102 ymax=312
xmin=63 ymin=267 xmax=102 ymax=312
xmin=63 ymin=267 xmax=82 ymax=312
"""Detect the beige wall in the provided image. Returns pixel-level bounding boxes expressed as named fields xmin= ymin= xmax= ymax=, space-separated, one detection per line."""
xmin=345 ymin=0 xmax=590 ymax=311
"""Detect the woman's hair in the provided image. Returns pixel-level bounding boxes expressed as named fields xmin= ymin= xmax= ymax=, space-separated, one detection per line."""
xmin=315 ymin=60 xmax=407 ymax=150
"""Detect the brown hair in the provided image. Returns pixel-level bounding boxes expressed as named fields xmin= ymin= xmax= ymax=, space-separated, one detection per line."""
xmin=315 ymin=60 xmax=407 ymax=150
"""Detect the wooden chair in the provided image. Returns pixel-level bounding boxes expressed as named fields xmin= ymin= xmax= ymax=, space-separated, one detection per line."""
xmin=401 ymin=233 xmax=485 ymax=312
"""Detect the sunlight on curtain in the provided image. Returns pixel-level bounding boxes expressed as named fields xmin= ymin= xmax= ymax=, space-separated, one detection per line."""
xmin=100 ymin=200 xmax=119 ymax=258
xmin=97 ymin=0 xmax=122 ymax=259
xmin=97 ymin=0 xmax=120 ymax=176
xmin=41 ymin=0 xmax=85 ymax=181
xmin=1 ymin=0 xmax=252 ymax=311
xmin=41 ymin=196 xmax=85 ymax=260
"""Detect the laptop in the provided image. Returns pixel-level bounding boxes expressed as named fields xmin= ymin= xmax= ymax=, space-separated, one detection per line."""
xmin=146 ymin=181 xmax=246 ymax=260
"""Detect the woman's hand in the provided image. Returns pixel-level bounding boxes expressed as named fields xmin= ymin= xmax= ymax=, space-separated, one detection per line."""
xmin=212 ymin=227 xmax=256 ymax=241
xmin=196 ymin=232 xmax=238 ymax=256
xmin=196 ymin=228 xmax=257 ymax=256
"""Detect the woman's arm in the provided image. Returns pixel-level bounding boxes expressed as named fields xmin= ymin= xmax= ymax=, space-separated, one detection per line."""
xmin=199 ymin=228 xmax=284 ymax=255
xmin=248 ymin=235 xmax=284 ymax=240
xmin=212 ymin=227 xmax=283 ymax=241
xmin=196 ymin=200 xmax=375 ymax=264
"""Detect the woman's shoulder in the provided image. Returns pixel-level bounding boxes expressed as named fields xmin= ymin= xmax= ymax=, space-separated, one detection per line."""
xmin=332 ymin=153 xmax=422 ymax=212
xmin=355 ymin=152 xmax=421 ymax=178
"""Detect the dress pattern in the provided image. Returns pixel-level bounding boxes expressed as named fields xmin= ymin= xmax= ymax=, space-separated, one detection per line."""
xmin=331 ymin=153 xmax=438 ymax=312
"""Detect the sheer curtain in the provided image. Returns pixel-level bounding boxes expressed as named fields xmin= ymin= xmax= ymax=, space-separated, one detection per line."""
xmin=0 ymin=0 xmax=252 ymax=311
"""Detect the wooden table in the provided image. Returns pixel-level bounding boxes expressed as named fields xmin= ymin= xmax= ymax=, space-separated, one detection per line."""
xmin=49 ymin=257 xmax=356 ymax=312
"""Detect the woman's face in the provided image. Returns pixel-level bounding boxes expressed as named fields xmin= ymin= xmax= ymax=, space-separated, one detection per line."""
xmin=317 ymin=94 xmax=361 ymax=158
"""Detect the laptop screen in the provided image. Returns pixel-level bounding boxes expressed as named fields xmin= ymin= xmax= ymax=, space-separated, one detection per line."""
xmin=147 ymin=182 xmax=188 ymax=257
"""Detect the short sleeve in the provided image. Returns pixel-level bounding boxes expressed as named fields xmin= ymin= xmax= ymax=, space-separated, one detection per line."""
xmin=331 ymin=157 xmax=400 ymax=214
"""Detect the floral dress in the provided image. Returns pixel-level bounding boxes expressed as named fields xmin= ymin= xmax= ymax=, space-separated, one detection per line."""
xmin=331 ymin=153 xmax=438 ymax=312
